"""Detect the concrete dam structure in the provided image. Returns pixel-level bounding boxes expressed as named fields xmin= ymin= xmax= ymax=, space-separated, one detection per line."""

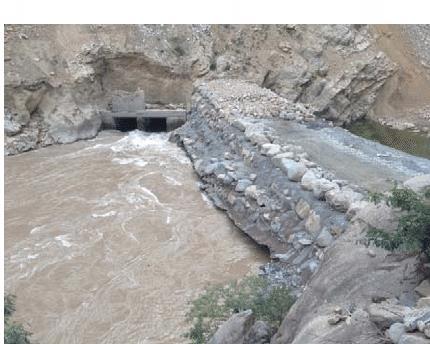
xmin=101 ymin=90 xmax=187 ymax=132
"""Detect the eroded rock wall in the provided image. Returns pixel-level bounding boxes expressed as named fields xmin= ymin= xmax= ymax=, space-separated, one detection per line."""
xmin=5 ymin=24 xmax=411 ymax=155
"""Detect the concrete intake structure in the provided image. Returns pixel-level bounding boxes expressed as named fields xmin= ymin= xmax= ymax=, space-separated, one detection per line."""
xmin=102 ymin=90 xmax=187 ymax=132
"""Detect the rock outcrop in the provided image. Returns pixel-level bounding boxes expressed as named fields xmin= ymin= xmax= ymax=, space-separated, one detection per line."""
xmin=9 ymin=24 xmax=430 ymax=155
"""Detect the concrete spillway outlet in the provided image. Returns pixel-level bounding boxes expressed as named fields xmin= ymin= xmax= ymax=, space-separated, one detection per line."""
xmin=113 ymin=117 xmax=138 ymax=132
xmin=106 ymin=116 xmax=185 ymax=132
xmin=141 ymin=117 xmax=167 ymax=132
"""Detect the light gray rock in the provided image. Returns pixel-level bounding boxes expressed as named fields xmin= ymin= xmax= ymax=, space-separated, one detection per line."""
xmin=298 ymin=238 xmax=313 ymax=246
xmin=305 ymin=210 xmax=321 ymax=237
xmin=404 ymin=174 xmax=430 ymax=195
xmin=316 ymin=228 xmax=334 ymax=248
xmin=387 ymin=323 xmax=407 ymax=344
xmin=312 ymin=178 xmax=339 ymax=199
xmin=349 ymin=200 xmax=398 ymax=231
xmin=279 ymin=159 xmax=307 ymax=182
xmin=236 ymin=179 xmax=253 ymax=192
xmin=232 ymin=119 xmax=247 ymax=132
xmin=326 ymin=186 xmax=364 ymax=212
xmin=260 ymin=143 xmax=281 ymax=157
xmin=295 ymin=198 xmax=311 ymax=220
xmin=203 ymin=162 xmax=220 ymax=176
xmin=245 ymin=129 xmax=270 ymax=146
xmin=245 ymin=185 xmax=260 ymax=200
xmin=301 ymin=170 xmax=319 ymax=191
xmin=416 ymin=279 xmax=430 ymax=298
xmin=209 ymin=310 xmax=255 ymax=344
xmin=368 ymin=302 xmax=411 ymax=328
xmin=4 ymin=110 xmax=22 ymax=135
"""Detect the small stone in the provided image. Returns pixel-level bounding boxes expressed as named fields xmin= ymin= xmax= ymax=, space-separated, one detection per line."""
xmin=249 ymin=173 xmax=257 ymax=181
xmin=245 ymin=185 xmax=259 ymax=200
xmin=312 ymin=178 xmax=339 ymax=199
xmin=232 ymin=119 xmax=247 ymax=132
xmin=227 ymin=192 xmax=236 ymax=205
xmin=272 ymin=152 xmax=295 ymax=167
xmin=328 ymin=313 xmax=347 ymax=325
xmin=326 ymin=187 xmax=364 ymax=212
xmin=305 ymin=210 xmax=321 ymax=237
xmin=224 ymin=152 xmax=233 ymax=160
xmin=301 ymin=170 xmax=319 ymax=190
xmin=330 ymin=225 xmax=344 ymax=237
xmin=245 ymin=129 xmax=270 ymax=146
xmin=298 ymin=238 xmax=313 ymax=246
xmin=260 ymin=143 xmax=281 ymax=157
xmin=203 ymin=162 xmax=219 ymax=176
xmin=387 ymin=323 xmax=406 ymax=344
xmin=235 ymin=179 xmax=253 ymax=192
xmin=316 ymin=228 xmax=334 ymax=248
xmin=295 ymin=198 xmax=311 ymax=219
xmin=367 ymin=249 xmax=377 ymax=257
xmin=279 ymin=159 xmax=307 ymax=182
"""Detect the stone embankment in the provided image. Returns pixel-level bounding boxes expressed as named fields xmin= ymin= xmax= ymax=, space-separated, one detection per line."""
xmin=172 ymin=79 xmax=430 ymax=344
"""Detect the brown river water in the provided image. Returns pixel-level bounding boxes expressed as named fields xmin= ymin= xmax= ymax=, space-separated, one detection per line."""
xmin=4 ymin=130 xmax=267 ymax=344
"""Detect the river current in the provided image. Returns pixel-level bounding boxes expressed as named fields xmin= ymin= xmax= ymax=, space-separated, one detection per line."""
xmin=4 ymin=130 xmax=267 ymax=344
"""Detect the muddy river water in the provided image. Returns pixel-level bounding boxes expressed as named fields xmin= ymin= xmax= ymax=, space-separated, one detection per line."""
xmin=4 ymin=131 xmax=267 ymax=344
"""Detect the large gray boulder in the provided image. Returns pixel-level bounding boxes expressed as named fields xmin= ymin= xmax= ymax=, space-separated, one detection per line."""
xmin=271 ymin=221 xmax=420 ymax=344
xmin=404 ymin=175 xmax=430 ymax=195
xmin=326 ymin=187 xmax=364 ymax=212
xmin=279 ymin=159 xmax=307 ymax=182
xmin=367 ymin=301 xmax=410 ymax=329
xmin=209 ymin=310 xmax=255 ymax=344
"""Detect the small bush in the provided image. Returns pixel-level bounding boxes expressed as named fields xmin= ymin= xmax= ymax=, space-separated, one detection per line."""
xmin=185 ymin=275 xmax=294 ymax=344
xmin=4 ymin=294 xmax=33 ymax=344
xmin=366 ymin=186 xmax=430 ymax=259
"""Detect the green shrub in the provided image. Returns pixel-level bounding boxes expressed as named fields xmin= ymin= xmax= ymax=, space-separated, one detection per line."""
xmin=4 ymin=294 xmax=33 ymax=344
xmin=366 ymin=186 xmax=430 ymax=259
xmin=185 ymin=275 xmax=294 ymax=344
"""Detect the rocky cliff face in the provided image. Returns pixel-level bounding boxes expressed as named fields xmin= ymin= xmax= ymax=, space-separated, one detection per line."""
xmin=6 ymin=24 xmax=428 ymax=155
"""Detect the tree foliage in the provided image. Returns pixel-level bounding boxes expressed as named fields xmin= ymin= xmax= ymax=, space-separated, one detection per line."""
xmin=185 ymin=275 xmax=294 ymax=344
xmin=4 ymin=294 xmax=33 ymax=344
xmin=367 ymin=186 xmax=430 ymax=259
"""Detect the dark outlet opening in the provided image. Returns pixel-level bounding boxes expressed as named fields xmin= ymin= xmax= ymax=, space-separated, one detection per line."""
xmin=114 ymin=117 xmax=138 ymax=132
xmin=143 ymin=118 xmax=167 ymax=132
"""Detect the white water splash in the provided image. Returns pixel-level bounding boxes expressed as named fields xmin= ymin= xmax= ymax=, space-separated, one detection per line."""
xmin=55 ymin=235 xmax=72 ymax=247
xmin=92 ymin=211 xmax=117 ymax=218
xmin=112 ymin=157 xmax=148 ymax=167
